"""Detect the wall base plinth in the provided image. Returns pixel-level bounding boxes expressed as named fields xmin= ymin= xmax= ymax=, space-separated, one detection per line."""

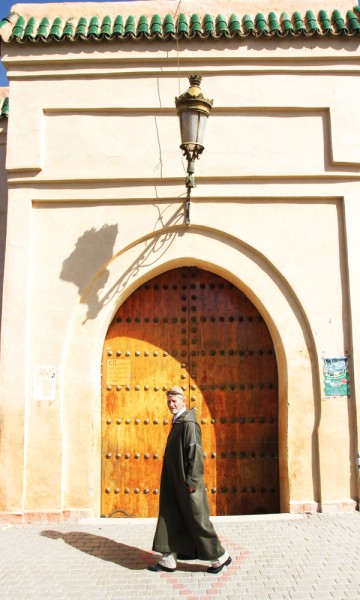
xmin=289 ymin=501 xmax=320 ymax=514
xmin=0 ymin=510 xmax=92 ymax=524
xmin=320 ymin=500 xmax=358 ymax=514
xmin=289 ymin=500 xmax=358 ymax=514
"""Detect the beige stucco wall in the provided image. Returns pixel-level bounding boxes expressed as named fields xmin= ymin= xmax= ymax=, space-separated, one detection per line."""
xmin=0 ymin=1 xmax=359 ymax=518
xmin=7 ymin=1 xmax=356 ymax=21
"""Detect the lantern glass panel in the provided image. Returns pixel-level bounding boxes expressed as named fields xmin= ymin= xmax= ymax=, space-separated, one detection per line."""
xmin=197 ymin=112 xmax=208 ymax=146
xmin=180 ymin=111 xmax=208 ymax=150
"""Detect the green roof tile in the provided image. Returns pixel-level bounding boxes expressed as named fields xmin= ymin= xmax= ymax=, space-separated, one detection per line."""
xmin=242 ymin=14 xmax=255 ymax=35
xmin=0 ymin=97 xmax=9 ymax=119
xmin=49 ymin=17 xmax=62 ymax=39
xmin=63 ymin=17 xmax=75 ymax=38
xmin=4 ymin=8 xmax=360 ymax=43
xmin=11 ymin=15 xmax=26 ymax=39
xmin=177 ymin=14 xmax=188 ymax=36
xmin=268 ymin=12 xmax=281 ymax=35
xmin=113 ymin=16 xmax=124 ymax=37
xmin=101 ymin=16 xmax=112 ymax=38
xmin=332 ymin=9 xmax=347 ymax=32
xmin=203 ymin=14 xmax=215 ymax=35
xmin=88 ymin=16 xmax=99 ymax=37
xmin=150 ymin=14 xmax=163 ymax=36
xmin=280 ymin=12 xmax=294 ymax=34
xmin=215 ymin=14 xmax=229 ymax=36
xmin=319 ymin=10 xmax=332 ymax=33
xmin=137 ymin=15 xmax=149 ymax=36
xmin=305 ymin=10 xmax=320 ymax=32
xmin=75 ymin=16 xmax=87 ymax=38
xmin=229 ymin=13 xmax=241 ymax=35
xmin=125 ymin=15 xmax=136 ymax=36
xmin=189 ymin=13 xmax=202 ymax=35
xmin=163 ymin=14 xmax=175 ymax=35
xmin=37 ymin=17 xmax=50 ymax=39
xmin=293 ymin=11 xmax=306 ymax=33
xmin=255 ymin=13 xmax=269 ymax=35
xmin=347 ymin=9 xmax=360 ymax=32
xmin=0 ymin=13 xmax=16 ymax=30
xmin=24 ymin=16 xmax=36 ymax=40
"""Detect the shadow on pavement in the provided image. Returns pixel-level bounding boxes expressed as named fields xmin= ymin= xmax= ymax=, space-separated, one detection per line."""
xmin=41 ymin=530 xmax=154 ymax=570
xmin=40 ymin=530 xmax=206 ymax=572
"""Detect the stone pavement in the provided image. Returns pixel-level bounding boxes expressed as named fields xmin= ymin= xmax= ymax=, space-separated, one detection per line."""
xmin=0 ymin=513 xmax=359 ymax=600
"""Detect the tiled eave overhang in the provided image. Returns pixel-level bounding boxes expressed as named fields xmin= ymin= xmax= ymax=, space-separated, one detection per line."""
xmin=1 ymin=7 xmax=360 ymax=42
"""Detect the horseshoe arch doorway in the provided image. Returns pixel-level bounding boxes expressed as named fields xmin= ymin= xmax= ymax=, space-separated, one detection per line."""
xmin=101 ymin=267 xmax=279 ymax=517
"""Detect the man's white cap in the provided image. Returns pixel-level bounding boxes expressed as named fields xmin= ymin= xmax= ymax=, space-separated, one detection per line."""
xmin=166 ymin=386 xmax=185 ymax=398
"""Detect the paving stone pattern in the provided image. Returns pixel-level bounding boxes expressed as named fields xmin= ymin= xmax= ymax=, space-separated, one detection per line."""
xmin=0 ymin=514 xmax=359 ymax=599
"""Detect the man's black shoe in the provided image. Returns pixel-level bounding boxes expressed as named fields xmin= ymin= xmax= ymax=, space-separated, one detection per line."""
xmin=206 ymin=556 xmax=232 ymax=574
xmin=148 ymin=563 xmax=176 ymax=573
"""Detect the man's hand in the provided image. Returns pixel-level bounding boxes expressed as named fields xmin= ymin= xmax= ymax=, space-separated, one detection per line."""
xmin=188 ymin=486 xmax=196 ymax=493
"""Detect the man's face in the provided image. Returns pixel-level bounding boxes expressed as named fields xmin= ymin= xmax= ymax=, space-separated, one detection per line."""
xmin=167 ymin=394 xmax=186 ymax=415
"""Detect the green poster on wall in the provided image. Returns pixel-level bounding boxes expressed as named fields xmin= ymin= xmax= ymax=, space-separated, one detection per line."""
xmin=323 ymin=357 xmax=349 ymax=397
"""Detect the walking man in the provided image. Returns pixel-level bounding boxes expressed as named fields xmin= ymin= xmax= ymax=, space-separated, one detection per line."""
xmin=149 ymin=386 xmax=232 ymax=574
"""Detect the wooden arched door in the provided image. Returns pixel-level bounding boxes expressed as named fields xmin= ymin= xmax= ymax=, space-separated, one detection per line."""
xmin=101 ymin=267 xmax=279 ymax=517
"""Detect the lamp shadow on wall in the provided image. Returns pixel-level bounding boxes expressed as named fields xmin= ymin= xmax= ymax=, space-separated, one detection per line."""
xmin=60 ymin=224 xmax=119 ymax=320
xmin=59 ymin=203 xmax=185 ymax=322
xmin=97 ymin=203 xmax=185 ymax=316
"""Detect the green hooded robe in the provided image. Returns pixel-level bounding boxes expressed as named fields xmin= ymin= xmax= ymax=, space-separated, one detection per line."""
xmin=152 ymin=408 xmax=225 ymax=560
